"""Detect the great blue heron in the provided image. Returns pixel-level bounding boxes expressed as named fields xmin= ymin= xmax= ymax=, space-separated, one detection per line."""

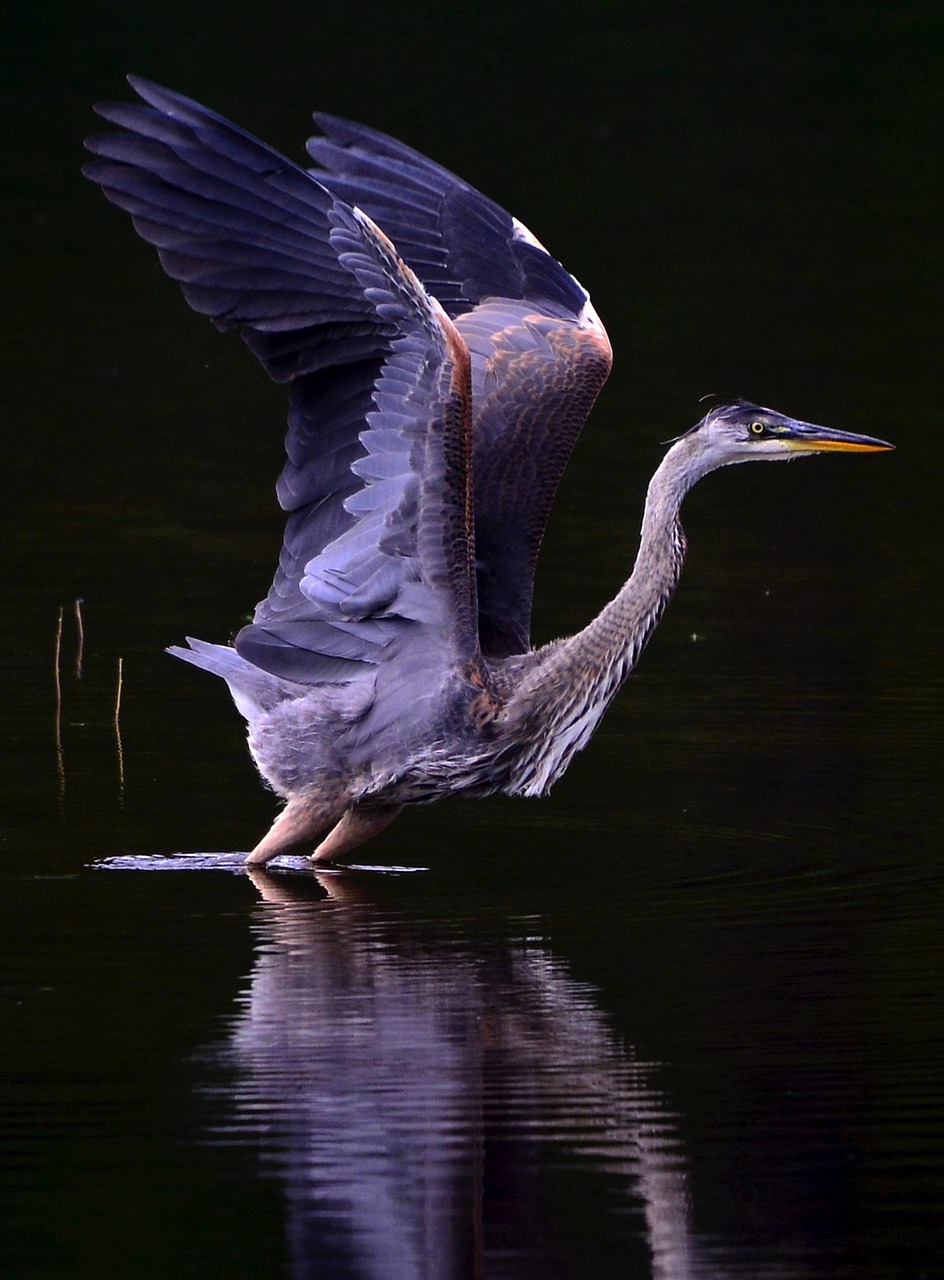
xmin=84 ymin=79 xmax=892 ymax=866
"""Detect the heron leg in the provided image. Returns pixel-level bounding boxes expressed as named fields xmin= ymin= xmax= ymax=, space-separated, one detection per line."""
xmin=310 ymin=803 xmax=403 ymax=865
xmin=246 ymin=795 xmax=333 ymax=866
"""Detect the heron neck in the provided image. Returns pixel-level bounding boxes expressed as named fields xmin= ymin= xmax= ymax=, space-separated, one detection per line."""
xmin=504 ymin=437 xmax=704 ymax=772
xmin=581 ymin=437 xmax=703 ymax=670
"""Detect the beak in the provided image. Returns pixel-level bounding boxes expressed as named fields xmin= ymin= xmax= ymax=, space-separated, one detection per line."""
xmin=783 ymin=422 xmax=895 ymax=453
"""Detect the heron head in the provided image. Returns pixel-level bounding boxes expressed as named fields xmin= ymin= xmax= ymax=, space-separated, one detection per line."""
xmin=683 ymin=399 xmax=894 ymax=468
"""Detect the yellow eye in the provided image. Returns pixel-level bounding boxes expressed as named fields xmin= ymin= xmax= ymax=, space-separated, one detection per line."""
xmin=749 ymin=421 xmax=766 ymax=436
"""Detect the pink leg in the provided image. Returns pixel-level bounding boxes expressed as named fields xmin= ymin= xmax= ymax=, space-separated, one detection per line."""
xmin=310 ymin=804 xmax=403 ymax=865
xmin=246 ymin=796 xmax=330 ymax=866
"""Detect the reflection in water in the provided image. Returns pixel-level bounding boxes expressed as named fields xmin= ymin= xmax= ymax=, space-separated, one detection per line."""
xmin=204 ymin=872 xmax=716 ymax=1280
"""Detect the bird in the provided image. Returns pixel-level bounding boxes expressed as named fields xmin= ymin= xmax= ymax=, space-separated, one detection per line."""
xmin=84 ymin=78 xmax=893 ymax=867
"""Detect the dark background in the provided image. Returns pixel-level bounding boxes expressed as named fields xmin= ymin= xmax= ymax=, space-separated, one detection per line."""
xmin=2 ymin=2 xmax=942 ymax=1277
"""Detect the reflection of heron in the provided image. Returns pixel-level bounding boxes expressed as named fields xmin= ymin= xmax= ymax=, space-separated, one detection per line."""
xmin=216 ymin=869 xmax=704 ymax=1280
xmin=85 ymin=80 xmax=892 ymax=865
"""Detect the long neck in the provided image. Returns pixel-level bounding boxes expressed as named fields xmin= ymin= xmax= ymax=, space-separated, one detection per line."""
xmin=503 ymin=437 xmax=708 ymax=794
xmin=578 ymin=440 xmax=698 ymax=675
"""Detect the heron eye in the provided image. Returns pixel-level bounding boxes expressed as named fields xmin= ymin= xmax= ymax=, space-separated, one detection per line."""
xmin=749 ymin=421 xmax=766 ymax=436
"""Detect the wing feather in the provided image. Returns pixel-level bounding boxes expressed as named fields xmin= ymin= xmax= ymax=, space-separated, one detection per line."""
xmin=84 ymin=79 xmax=478 ymax=688
xmin=308 ymin=113 xmax=588 ymax=318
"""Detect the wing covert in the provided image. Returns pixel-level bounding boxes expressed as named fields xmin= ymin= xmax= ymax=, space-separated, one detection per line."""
xmin=457 ymin=302 xmax=613 ymax=656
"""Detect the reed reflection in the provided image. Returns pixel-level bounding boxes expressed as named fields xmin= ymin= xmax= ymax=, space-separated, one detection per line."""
xmin=207 ymin=869 xmax=713 ymax=1280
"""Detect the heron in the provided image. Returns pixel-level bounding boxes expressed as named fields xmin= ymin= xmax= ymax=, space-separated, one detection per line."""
xmin=84 ymin=79 xmax=892 ymax=866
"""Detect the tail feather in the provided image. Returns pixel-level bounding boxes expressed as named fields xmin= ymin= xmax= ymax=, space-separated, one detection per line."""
xmin=168 ymin=638 xmax=305 ymax=720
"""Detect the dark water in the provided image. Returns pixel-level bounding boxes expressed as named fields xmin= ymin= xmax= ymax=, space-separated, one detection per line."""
xmin=3 ymin=3 xmax=943 ymax=1277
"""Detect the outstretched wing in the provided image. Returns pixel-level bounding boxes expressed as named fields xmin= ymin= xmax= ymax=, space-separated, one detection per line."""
xmin=83 ymin=78 xmax=478 ymax=688
xmin=308 ymin=116 xmax=613 ymax=656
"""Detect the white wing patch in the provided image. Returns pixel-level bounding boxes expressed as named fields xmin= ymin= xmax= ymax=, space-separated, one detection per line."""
xmin=511 ymin=215 xmax=549 ymax=252
xmin=512 ymin=216 xmax=609 ymax=347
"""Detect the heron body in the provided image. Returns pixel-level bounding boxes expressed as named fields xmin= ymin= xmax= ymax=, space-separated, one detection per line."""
xmin=84 ymin=81 xmax=892 ymax=865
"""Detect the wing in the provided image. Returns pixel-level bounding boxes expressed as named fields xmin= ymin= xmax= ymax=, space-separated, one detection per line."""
xmin=457 ymin=301 xmax=612 ymax=656
xmin=308 ymin=114 xmax=613 ymax=656
xmin=83 ymin=78 xmax=478 ymax=688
